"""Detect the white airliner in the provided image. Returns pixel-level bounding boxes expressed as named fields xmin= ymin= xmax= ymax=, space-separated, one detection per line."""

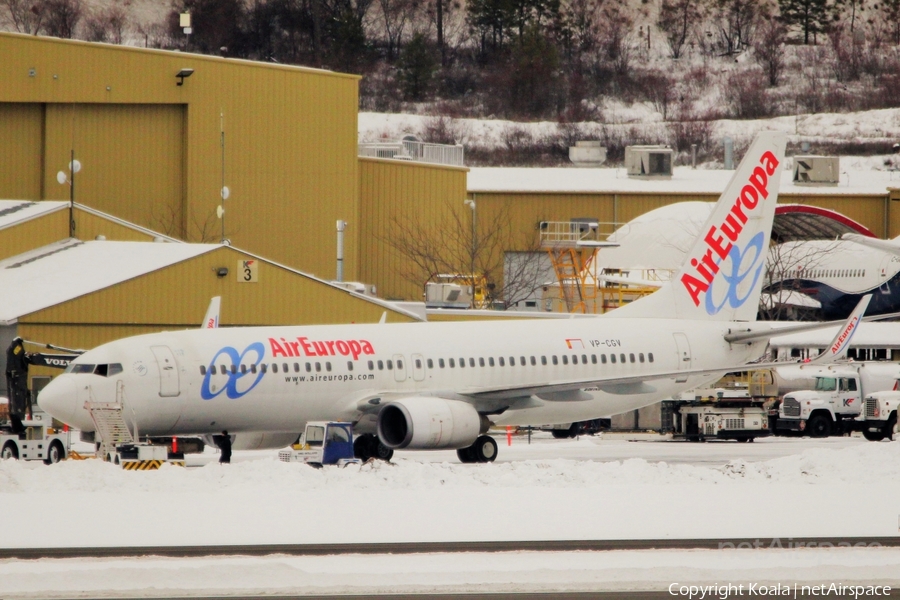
xmin=594 ymin=202 xmax=900 ymax=320
xmin=40 ymin=132 xmax=811 ymax=463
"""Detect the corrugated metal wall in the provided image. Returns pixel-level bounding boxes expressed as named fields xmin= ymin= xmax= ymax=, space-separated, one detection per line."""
xmin=0 ymin=32 xmax=360 ymax=283
xmin=358 ymin=157 xmax=469 ymax=301
xmin=0 ymin=103 xmax=43 ymax=199
xmin=41 ymin=104 xmax=185 ymax=233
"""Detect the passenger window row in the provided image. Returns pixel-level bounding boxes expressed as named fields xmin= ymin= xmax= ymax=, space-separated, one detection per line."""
xmin=424 ymin=352 xmax=654 ymax=369
xmin=200 ymin=361 xmax=337 ymax=375
xmin=200 ymin=353 xmax=655 ymax=376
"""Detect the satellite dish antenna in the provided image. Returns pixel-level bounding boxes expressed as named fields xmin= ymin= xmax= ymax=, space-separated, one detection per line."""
xmin=216 ymin=205 xmax=224 ymax=219
xmin=221 ymin=186 xmax=230 ymax=200
xmin=69 ymin=159 xmax=81 ymax=173
xmin=56 ymin=171 xmax=67 ymax=184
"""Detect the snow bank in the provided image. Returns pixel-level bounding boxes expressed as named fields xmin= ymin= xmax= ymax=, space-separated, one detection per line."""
xmin=1 ymin=439 xmax=899 ymax=548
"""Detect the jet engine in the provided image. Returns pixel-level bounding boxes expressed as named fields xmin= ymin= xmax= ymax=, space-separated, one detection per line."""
xmin=203 ymin=432 xmax=299 ymax=451
xmin=377 ymin=397 xmax=487 ymax=450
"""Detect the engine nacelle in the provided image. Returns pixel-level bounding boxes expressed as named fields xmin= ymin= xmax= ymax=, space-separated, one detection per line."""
xmin=203 ymin=432 xmax=299 ymax=451
xmin=377 ymin=397 xmax=484 ymax=450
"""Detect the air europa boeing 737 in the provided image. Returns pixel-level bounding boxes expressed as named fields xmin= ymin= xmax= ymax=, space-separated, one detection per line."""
xmin=41 ymin=132 xmax=812 ymax=463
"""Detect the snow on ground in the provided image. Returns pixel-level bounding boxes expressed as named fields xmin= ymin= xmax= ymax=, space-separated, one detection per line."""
xmin=1 ymin=435 xmax=899 ymax=596
xmin=3 ymin=547 xmax=900 ymax=598
xmin=358 ymin=107 xmax=900 ymax=157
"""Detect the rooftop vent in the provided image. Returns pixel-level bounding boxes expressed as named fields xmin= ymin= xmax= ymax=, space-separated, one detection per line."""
xmin=793 ymin=155 xmax=839 ymax=186
xmin=569 ymin=141 xmax=607 ymax=167
xmin=625 ymin=145 xmax=673 ymax=178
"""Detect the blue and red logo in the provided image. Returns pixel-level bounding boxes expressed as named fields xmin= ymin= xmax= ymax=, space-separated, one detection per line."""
xmin=201 ymin=343 xmax=266 ymax=400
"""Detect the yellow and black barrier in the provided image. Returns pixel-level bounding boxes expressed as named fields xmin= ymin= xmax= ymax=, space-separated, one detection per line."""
xmin=121 ymin=460 xmax=186 ymax=470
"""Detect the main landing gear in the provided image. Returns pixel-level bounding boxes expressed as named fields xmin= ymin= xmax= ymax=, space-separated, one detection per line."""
xmin=353 ymin=433 xmax=394 ymax=462
xmin=456 ymin=435 xmax=498 ymax=463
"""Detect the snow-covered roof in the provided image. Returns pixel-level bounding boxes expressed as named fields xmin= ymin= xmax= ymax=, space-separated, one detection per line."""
xmin=0 ymin=200 xmax=66 ymax=230
xmin=0 ymin=240 xmax=217 ymax=324
xmin=468 ymin=166 xmax=900 ymax=196
xmin=0 ymin=200 xmax=183 ymax=243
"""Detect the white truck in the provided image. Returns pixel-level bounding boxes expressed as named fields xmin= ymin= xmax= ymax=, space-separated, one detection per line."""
xmin=0 ymin=401 xmax=69 ymax=464
xmin=776 ymin=363 xmax=900 ymax=437
xmin=857 ymin=388 xmax=900 ymax=441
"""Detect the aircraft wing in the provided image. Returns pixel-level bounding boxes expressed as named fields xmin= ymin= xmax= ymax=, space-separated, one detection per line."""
xmin=463 ymin=360 xmax=795 ymax=401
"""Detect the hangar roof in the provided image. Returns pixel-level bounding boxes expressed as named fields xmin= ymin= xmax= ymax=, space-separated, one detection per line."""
xmin=0 ymin=238 xmax=424 ymax=325
xmin=0 ymin=200 xmax=65 ymax=230
xmin=467 ymin=167 xmax=899 ymax=196
xmin=0 ymin=200 xmax=182 ymax=242
xmin=0 ymin=240 xmax=215 ymax=324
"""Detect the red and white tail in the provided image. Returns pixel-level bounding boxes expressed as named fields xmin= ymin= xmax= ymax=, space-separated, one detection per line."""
xmin=611 ymin=131 xmax=786 ymax=321
xmin=202 ymin=296 xmax=221 ymax=329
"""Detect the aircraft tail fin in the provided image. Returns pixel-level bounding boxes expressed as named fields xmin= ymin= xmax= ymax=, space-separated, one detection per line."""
xmin=808 ymin=294 xmax=870 ymax=364
xmin=611 ymin=131 xmax=786 ymax=321
xmin=202 ymin=296 xmax=221 ymax=329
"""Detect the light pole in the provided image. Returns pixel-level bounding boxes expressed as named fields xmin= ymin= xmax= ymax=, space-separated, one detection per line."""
xmin=56 ymin=151 xmax=81 ymax=238
xmin=464 ymin=198 xmax=476 ymax=308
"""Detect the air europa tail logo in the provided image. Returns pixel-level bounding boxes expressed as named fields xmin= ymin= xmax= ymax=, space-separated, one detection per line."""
xmin=681 ymin=149 xmax=780 ymax=309
xmin=830 ymin=316 xmax=859 ymax=355
xmin=269 ymin=336 xmax=375 ymax=360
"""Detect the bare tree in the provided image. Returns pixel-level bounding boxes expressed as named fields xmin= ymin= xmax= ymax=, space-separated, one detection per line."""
xmin=83 ymin=4 xmax=128 ymax=43
xmin=375 ymin=0 xmax=416 ymax=60
xmin=657 ymin=0 xmax=704 ymax=59
xmin=599 ymin=0 xmax=634 ymax=75
xmin=881 ymin=0 xmax=900 ymax=45
xmin=754 ymin=17 xmax=787 ymax=86
xmin=1 ymin=0 xmax=45 ymax=33
xmin=382 ymin=199 xmax=545 ymax=307
xmin=42 ymin=0 xmax=82 ymax=38
xmin=760 ymin=240 xmax=841 ymax=321
xmin=558 ymin=0 xmax=602 ymax=65
xmin=710 ymin=0 xmax=759 ymax=55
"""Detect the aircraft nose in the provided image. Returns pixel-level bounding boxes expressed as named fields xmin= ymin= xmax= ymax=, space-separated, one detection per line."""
xmin=38 ymin=376 xmax=78 ymax=425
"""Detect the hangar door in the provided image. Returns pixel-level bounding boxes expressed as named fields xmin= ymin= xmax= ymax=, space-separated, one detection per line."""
xmin=0 ymin=103 xmax=43 ymax=200
xmin=43 ymin=104 xmax=186 ymax=237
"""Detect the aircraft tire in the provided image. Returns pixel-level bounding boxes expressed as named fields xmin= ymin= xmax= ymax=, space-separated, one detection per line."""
xmin=472 ymin=435 xmax=498 ymax=463
xmin=807 ymin=414 xmax=831 ymax=438
xmin=456 ymin=446 xmax=476 ymax=463
xmin=1 ymin=443 xmax=18 ymax=460
xmin=551 ymin=430 xmax=570 ymax=439
xmin=374 ymin=440 xmax=394 ymax=461
xmin=44 ymin=441 xmax=64 ymax=465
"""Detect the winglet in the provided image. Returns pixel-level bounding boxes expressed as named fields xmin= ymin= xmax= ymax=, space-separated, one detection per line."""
xmin=202 ymin=296 xmax=221 ymax=329
xmin=808 ymin=294 xmax=870 ymax=364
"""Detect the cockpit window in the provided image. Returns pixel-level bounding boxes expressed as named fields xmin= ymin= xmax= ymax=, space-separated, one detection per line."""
xmin=87 ymin=363 xmax=124 ymax=377
xmin=71 ymin=364 xmax=96 ymax=374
